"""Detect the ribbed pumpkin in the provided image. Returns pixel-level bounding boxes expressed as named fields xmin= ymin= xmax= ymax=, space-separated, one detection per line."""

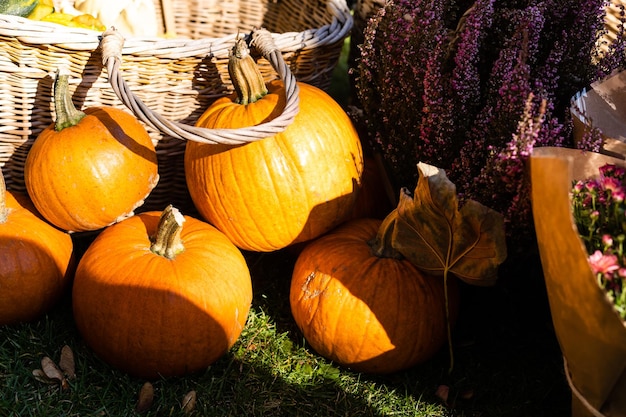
xmin=24 ymin=68 xmax=159 ymax=233
xmin=0 ymin=171 xmax=74 ymax=325
xmin=290 ymin=218 xmax=459 ymax=374
xmin=72 ymin=205 xmax=252 ymax=379
xmin=185 ymin=38 xmax=364 ymax=252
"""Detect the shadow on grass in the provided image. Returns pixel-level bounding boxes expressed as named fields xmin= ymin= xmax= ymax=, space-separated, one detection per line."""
xmin=245 ymin=247 xmax=573 ymax=417
xmin=0 ymin=237 xmax=571 ymax=417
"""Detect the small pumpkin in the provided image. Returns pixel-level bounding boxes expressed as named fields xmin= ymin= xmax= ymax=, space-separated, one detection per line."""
xmin=72 ymin=205 xmax=252 ymax=379
xmin=185 ymin=37 xmax=364 ymax=252
xmin=0 ymin=170 xmax=74 ymax=325
xmin=24 ymin=67 xmax=159 ymax=233
xmin=290 ymin=217 xmax=459 ymax=374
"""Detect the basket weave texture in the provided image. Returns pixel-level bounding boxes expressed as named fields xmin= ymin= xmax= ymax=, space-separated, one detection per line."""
xmin=601 ymin=0 xmax=626 ymax=54
xmin=0 ymin=0 xmax=352 ymax=213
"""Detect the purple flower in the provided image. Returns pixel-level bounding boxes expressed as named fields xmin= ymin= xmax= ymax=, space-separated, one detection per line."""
xmin=354 ymin=0 xmax=622 ymax=257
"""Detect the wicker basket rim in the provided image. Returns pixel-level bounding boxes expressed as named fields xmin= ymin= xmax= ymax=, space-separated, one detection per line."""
xmin=0 ymin=0 xmax=352 ymax=55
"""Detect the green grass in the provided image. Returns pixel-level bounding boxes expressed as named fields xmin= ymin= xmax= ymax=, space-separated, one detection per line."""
xmin=0 ymin=245 xmax=570 ymax=417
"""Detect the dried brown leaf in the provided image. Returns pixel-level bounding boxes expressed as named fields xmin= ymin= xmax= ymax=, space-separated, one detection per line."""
xmin=32 ymin=368 xmax=56 ymax=385
xmin=435 ymin=384 xmax=450 ymax=403
xmin=182 ymin=390 xmax=197 ymax=414
xmin=392 ymin=162 xmax=507 ymax=286
xmin=136 ymin=382 xmax=154 ymax=414
xmin=59 ymin=345 xmax=76 ymax=380
xmin=460 ymin=388 xmax=474 ymax=400
xmin=41 ymin=356 xmax=68 ymax=390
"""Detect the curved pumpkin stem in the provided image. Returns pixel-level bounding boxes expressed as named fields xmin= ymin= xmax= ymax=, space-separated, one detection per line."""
xmin=53 ymin=67 xmax=86 ymax=131
xmin=228 ymin=36 xmax=268 ymax=105
xmin=0 ymin=170 xmax=6 ymax=223
xmin=151 ymin=205 xmax=185 ymax=259
xmin=368 ymin=210 xmax=404 ymax=259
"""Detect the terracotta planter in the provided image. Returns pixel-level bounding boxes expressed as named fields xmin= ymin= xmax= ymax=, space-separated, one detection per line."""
xmin=531 ymin=146 xmax=626 ymax=417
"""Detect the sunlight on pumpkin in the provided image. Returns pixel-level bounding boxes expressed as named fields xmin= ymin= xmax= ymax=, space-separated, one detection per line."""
xmin=299 ymin=269 xmax=395 ymax=362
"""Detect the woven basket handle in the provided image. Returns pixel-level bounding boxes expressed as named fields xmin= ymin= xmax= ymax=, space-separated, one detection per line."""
xmin=99 ymin=27 xmax=300 ymax=145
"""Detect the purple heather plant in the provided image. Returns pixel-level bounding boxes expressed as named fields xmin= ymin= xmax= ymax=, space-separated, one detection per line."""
xmin=354 ymin=0 xmax=618 ymax=255
xmin=572 ymin=163 xmax=626 ymax=320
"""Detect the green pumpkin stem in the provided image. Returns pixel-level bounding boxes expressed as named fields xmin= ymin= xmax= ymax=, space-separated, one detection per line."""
xmin=368 ymin=210 xmax=404 ymax=259
xmin=53 ymin=67 xmax=86 ymax=131
xmin=0 ymin=171 xmax=6 ymax=223
xmin=151 ymin=205 xmax=185 ymax=259
xmin=228 ymin=36 xmax=268 ymax=105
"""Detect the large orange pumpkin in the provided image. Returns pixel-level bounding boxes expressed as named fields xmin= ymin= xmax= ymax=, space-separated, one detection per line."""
xmin=24 ymin=68 xmax=158 ymax=233
xmin=290 ymin=218 xmax=459 ymax=374
xmin=185 ymin=38 xmax=364 ymax=252
xmin=0 ymin=171 xmax=74 ymax=325
xmin=72 ymin=205 xmax=252 ymax=379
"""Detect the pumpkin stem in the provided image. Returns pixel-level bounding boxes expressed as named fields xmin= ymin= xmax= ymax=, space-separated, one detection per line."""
xmin=368 ymin=210 xmax=404 ymax=259
xmin=53 ymin=67 xmax=86 ymax=131
xmin=0 ymin=170 xmax=7 ymax=223
xmin=228 ymin=35 xmax=268 ymax=105
xmin=151 ymin=205 xmax=186 ymax=259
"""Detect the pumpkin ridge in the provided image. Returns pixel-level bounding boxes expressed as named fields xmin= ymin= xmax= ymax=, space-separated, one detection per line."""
xmin=261 ymin=136 xmax=305 ymax=244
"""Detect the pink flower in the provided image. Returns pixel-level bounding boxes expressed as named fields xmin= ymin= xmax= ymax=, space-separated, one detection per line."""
xmin=602 ymin=234 xmax=614 ymax=247
xmin=599 ymin=163 xmax=626 ymax=179
xmin=612 ymin=189 xmax=626 ymax=202
xmin=601 ymin=176 xmax=623 ymax=194
xmin=588 ymin=250 xmax=620 ymax=275
xmin=573 ymin=180 xmax=585 ymax=193
xmin=585 ymin=180 xmax=600 ymax=192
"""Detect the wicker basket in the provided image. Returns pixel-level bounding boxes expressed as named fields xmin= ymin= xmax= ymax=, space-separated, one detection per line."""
xmin=0 ymin=0 xmax=352 ymax=214
xmin=599 ymin=0 xmax=626 ymax=56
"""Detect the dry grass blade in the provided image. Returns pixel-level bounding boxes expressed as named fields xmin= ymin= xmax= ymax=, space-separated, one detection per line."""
xmin=135 ymin=382 xmax=154 ymax=413
xmin=59 ymin=345 xmax=76 ymax=379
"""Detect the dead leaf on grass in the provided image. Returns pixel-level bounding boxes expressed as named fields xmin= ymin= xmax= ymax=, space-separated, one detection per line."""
xmin=32 ymin=368 xmax=56 ymax=385
xmin=136 ymin=381 xmax=154 ymax=413
xmin=460 ymin=388 xmax=474 ymax=400
xmin=435 ymin=384 xmax=450 ymax=403
xmin=59 ymin=345 xmax=75 ymax=380
xmin=182 ymin=390 xmax=197 ymax=414
xmin=41 ymin=356 xmax=69 ymax=390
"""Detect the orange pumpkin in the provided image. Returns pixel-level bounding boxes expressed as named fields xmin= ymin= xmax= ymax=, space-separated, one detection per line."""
xmin=72 ymin=205 xmax=252 ymax=379
xmin=290 ymin=218 xmax=459 ymax=374
xmin=0 ymin=171 xmax=74 ymax=325
xmin=24 ymin=68 xmax=158 ymax=233
xmin=185 ymin=38 xmax=363 ymax=252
